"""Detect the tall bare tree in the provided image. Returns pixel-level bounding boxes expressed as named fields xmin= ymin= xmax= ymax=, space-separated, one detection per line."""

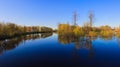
xmin=89 ymin=11 xmax=94 ymax=27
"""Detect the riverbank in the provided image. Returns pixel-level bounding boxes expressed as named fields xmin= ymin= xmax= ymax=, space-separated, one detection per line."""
xmin=0 ymin=22 xmax=53 ymax=40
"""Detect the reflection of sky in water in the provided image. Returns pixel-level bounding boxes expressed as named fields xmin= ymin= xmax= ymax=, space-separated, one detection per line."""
xmin=0 ymin=34 xmax=120 ymax=67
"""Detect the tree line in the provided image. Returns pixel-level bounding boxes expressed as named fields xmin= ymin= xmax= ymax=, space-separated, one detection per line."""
xmin=58 ymin=12 xmax=120 ymax=38
xmin=58 ymin=22 xmax=120 ymax=38
xmin=0 ymin=22 xmax=53 ymax=39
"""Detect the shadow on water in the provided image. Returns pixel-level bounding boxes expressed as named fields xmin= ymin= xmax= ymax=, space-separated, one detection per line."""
xmin=0 ymin=33 xmax=53 ymax=55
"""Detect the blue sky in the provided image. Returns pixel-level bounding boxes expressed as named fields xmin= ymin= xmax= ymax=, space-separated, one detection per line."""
xmin=0 ymin=0 xmax=120 ymax=29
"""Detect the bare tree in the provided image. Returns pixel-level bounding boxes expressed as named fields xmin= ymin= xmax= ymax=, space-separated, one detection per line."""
xmin=73 ymin=11 xmax=78 ymax=26
xmin=89 ymin=11 xmax=94 ymax=27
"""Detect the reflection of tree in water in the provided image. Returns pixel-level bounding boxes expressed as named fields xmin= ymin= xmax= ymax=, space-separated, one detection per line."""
xmin=58 ymin=33 xmax=95 ymax=62
xmin=74 ymin=37 xmax=95 ymax=59
xmin=99 ymin=35 xmax=113 ymax=40
xmin=58 ymin=34 xmax=94 ymax=49
xmin=41 ymin=33 xmax=53 ymax=38
xmin=0 ymin=33 xmax=53 ymax=55
xmin=116 ymin=36 xmax=120 ymax=47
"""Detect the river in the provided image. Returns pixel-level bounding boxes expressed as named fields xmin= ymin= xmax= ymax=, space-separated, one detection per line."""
xmin=0 ymin=33 xmax=120 ymax=67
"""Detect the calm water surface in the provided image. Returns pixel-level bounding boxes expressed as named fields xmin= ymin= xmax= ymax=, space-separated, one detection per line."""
xmin=0 ymin=33 xmax=120 ymax=67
